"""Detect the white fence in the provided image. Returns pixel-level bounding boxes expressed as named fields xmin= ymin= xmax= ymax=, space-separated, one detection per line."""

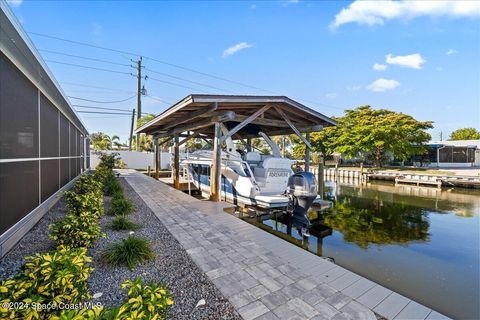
xmin=91 ymin=151 xmax=171 ymax=170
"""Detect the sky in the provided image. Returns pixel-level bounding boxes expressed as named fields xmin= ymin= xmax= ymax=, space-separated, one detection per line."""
xmin=7 ymin=0 xmax=480 ymax=144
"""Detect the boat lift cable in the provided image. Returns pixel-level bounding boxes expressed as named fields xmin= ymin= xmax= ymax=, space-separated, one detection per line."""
xmin=29 ymin=32 xmax=343 ymax=111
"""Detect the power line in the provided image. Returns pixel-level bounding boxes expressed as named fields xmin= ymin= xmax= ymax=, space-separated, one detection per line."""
xmin=74 ymin=104 xmax=149 ymax=115
xmin=69 ymin=95 xmax=136 ymax=103
xmin=62 ymin=81 xmax=136 ymax=94
xmin=29 ymin=31 xmax=271 ymax=93
xmin=145 ymin=68 xmax=236 ymax=94
xmin=45 ymin=59 xmax=131 ymax=75
xmin=40 ymin=49 xmax=131 ymax=67
xmin=73 ymin=105 xmax=133 ymax=112
xmin=30 ymin=31 xmax=343 ymax=112
xmin=77 ymin=110 xmax=132 ymax=115
xmin=147 ymin=76 xmax=207 ymax=93
xmin=144 ymin=94 xmax=174 ymax=105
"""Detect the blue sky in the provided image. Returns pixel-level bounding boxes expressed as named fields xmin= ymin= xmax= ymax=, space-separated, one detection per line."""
xmin=8 ymin=0 xmax=480 ymax=143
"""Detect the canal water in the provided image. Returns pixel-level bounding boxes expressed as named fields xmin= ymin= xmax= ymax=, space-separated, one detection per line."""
xmin=233 ymin=179 xmax=480 ymax=319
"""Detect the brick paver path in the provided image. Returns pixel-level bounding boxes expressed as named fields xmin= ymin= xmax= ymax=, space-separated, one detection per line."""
xmin=121 ymin=170 xmax=449 ymax=320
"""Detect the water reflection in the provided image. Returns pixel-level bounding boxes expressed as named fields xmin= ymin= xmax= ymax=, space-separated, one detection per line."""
xmin=227 ymin=178 xmax=480 ymax=319
xmin=323 ymin=190 xmax=430 ymax=249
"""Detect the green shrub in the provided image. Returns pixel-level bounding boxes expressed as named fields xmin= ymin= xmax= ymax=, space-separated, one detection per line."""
xmin=109 ymin=215 xmax=140 ymax=231
xmin=50 ymin=213 xmax=105 ymax=248
xmin=0 ymin=246 xmax=93 ymax=319
xmin=101 ymin=236 xmax=154 ymax=269
xmin=104 ymin=173 xmax=123 ymax=196
xmin=109 ymin=196 xmax=134 ymax=215
xmin=50 ymin=307 xmax=104 ymax=320
xmin=65 ymin=190 xmax=104 ymax=218
xmin=97 ymin=153 xmax=119 ymax=170
xmin=73 ymin=173 xmax=103 ymax=195
xmin=102 ymin=278 xmax=173 ymax=319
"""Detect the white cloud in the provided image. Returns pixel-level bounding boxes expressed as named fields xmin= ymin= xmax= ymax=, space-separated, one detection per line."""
xmin=373 ymin=63 xmax=387 ymax=71
xmin=367 ymin=78 xmax=400 ymax=92
xmin=325 ymin=93 xmax=337 ymax=99
xmin=222 ymin=42 xmax=253 ymax=58
xmin=6 ymin=0 xmax=23 ymax=7
xmin=331 ymin=1 xmax=480 ymax=29
xmin=385 ymin=53 xmax=426 ymax=69
xmin=347 ymin=85 xmax=361 ymax=91
xmin=446 ymin=48 xmax=457 ymax=55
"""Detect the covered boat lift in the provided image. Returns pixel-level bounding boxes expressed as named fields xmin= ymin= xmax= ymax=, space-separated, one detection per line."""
xmin=136 ymin=94 xmax=336 ymax=201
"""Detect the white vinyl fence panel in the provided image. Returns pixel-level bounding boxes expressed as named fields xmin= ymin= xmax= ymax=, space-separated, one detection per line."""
xmin=91 ymin=151 xmax=171 ymax=170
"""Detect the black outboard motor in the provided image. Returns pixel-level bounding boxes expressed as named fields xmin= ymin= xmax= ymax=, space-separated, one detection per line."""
xmin=286 ymin=172 xmax=317 ymax=227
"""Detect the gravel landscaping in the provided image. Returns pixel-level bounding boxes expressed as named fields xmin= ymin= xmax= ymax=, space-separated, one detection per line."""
xmin=0 ymin=199 xmax=67 ymax=280
xmin=89 ymin=178 xmax=241 ymax=319
xmin=0 ymin=177 xmax=241 ymax=319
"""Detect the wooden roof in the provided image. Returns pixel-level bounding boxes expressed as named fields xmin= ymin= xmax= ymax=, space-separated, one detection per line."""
xmin=136 ymin=94 xmax=336 ymax=138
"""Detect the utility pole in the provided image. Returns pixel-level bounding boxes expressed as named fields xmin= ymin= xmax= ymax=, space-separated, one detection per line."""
xmin=128 ymin=109 xmax=136 ymax=151
xmin=135 ymin=57 xmax=143 ymax=151
xmin=440 ymin=131 xmax=443 ymax=141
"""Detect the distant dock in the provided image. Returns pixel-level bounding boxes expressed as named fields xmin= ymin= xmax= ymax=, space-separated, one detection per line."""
xmin=321 ymin=168 xmax=480 ymax=189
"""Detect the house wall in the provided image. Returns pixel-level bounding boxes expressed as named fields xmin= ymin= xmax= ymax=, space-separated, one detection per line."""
xmin=0 ymin=2 xmax=89 ymax=257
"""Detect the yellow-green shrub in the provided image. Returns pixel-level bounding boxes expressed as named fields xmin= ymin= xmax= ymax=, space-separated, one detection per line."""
xmin=65 ymin=191 xmax=104 ymax=218
xmin=73 ymin=173 xmax=103 ymax=195
xmin=0 ymin=247 xmax=93 ymax=319
xmin=49 ymin=213 xmax=105 ymax=249
xmin=102 ymin=278 xmax=173 ymax=320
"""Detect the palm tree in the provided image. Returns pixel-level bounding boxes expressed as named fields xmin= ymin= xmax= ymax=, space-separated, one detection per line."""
xmin=90 ymin=132 xmax=112 ymax=150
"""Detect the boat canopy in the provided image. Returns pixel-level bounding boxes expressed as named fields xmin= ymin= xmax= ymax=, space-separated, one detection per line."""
xmin=136 ymin=94 xmax=336 ymax=139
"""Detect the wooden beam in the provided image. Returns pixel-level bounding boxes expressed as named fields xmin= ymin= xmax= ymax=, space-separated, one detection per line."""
xmin=274 ymin=106 xmax=312 ymax=149
xmin=154 ymin=138 xmax=160 ymax=180
xmin=154 ymin=112 xmax=236 ymax=139
xmin=233 ymin=114 xmax=290 ymax=128
xmin=220 ymin=105 xmax=270 ymax=144
xmin=178 ymin=132 xmax=201 ymax=146
xmin=173 ymin=134 xmax=180 ymax=189
xmin=163 ymin=103 xmax=218 ymax=130
xmin=267 ymin=124 xmax=324 ymax=136
xmin=305 ymin=132 xmax=311 ymax=172
xmin=210 ymin=122 xmax=222 ymax=202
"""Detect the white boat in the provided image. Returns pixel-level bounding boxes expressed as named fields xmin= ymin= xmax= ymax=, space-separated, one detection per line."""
xmin=182 ymin=128 xmax=328 ymax=210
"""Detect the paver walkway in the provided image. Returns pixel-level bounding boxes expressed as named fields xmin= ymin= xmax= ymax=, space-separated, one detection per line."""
xmin=120 ymin=170 xmax=450 ymax=320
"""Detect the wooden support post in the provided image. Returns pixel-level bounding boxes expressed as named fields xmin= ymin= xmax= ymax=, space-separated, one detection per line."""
xmin=173 ymin=134 xmax=180 ymax=189
xmin=210 ymin=122 xmax=222 ymax=202
xmin=305 ymin=132 xmax=311 ymax=172
xmin=317 ymin=155 xmax=324 ymax=199
xmin=246 ymin=138 xmax=252 ymax=152
xmin=147 ymin=165 xmax=151 ymax=177
xmin=360 ymin=162 xmax=364 ymax=183
xmin=154 ymin=138 xmax=160 ymax=180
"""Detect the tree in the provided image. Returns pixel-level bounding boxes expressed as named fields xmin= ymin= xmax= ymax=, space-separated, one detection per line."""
xmin=449 ymin=128 xmax=480 ymax=140
xmin=90 ymin=132 xmax=112 ymax=150
xmin=133 ymin=114 xmax=156 ymax=152
xmin=325 ymin=106 xmax=433 ymax=167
